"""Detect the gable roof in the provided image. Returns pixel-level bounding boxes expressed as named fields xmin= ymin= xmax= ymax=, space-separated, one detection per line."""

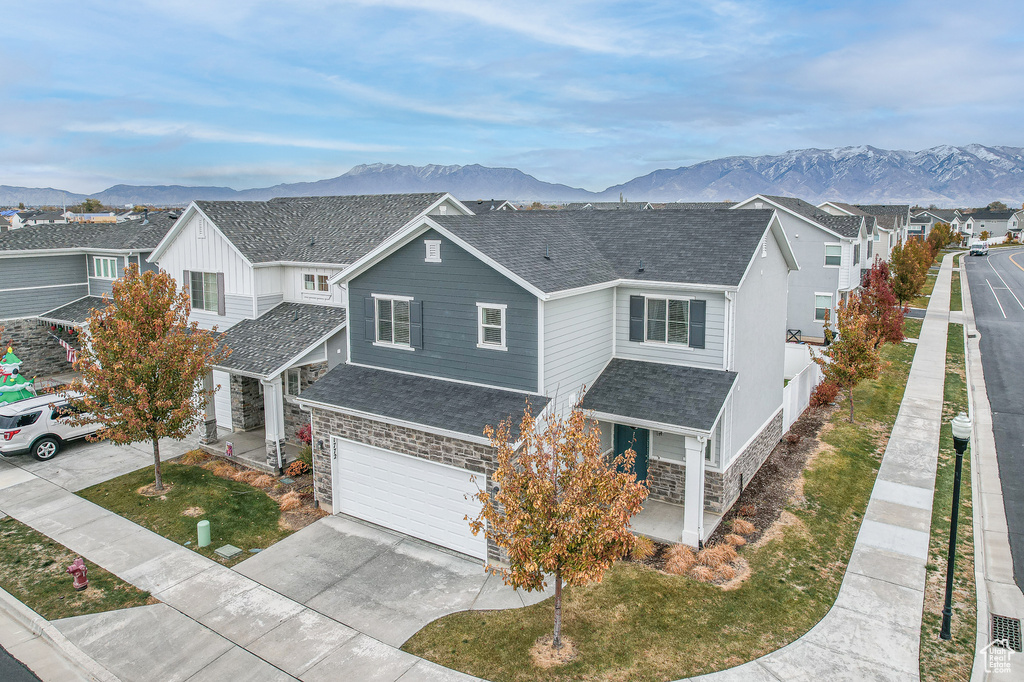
xmin=966 ymin=209 xmax=1017 ymax=220
xmin=819 ymin=201 xmax=871 ymax=217
xmin=854 ymin=204 xmax=910 ymax=229
xmin=153 ymin=193 xmax=455 ymax=266
xmin=658 ymin=201 xmax=737 ymax=209
xmin=422 ymin=209 xmax=786 ymax=294
xmin=564 ymin=201 xmax=651 ymax=211
xmin=460 ymin=199 xmax=514 ymax=213
xmin=0 ymin=214 xmax=176 ymax=254
xmin=737 ymin=195 xmax=861 ymax=238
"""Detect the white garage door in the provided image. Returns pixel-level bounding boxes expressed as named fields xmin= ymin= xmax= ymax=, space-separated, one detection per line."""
xmin=212 ymin=370 xmax=233 ymax=430
xmin=333 ymin=437 xmax=487 ymax=560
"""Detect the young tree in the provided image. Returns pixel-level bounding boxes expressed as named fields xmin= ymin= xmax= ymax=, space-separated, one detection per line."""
xmin=889 ymin=240 xmax=930 ymax=305
xmin=979 ymin=230 xmax=990 ymax=241
xmin=65 ymin=265 xmax=229 ymax=491
xmin=856 ymin=259 xmax=905 ymax=347
xmin=926 ymin=223 xmax=953 ymax=253
xmin=815 ymin=296 xmax=882 ymax=423
xmin=470 ymin=401 xmax=649 ymax=650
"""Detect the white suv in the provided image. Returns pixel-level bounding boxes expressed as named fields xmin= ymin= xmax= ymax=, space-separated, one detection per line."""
xmin=0 ymin=393 xmax=100 ymax=461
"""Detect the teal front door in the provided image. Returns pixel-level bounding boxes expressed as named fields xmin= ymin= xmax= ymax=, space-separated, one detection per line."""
xmin=614 ymin=424 xmax=649 ymax=483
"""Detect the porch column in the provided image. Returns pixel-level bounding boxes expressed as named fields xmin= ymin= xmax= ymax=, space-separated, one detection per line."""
xmin=681 ymin=435 xmax=707 ymax=548
xmin=262 ymin=375 xmax=286 ymax=471
xmin=199 ymin=370 xmax=218 ymax=445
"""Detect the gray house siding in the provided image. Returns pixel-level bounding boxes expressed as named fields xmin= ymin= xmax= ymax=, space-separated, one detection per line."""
xmin=140 ymin=251 xmax=159 ymax=273
xmin=728 ymin=227 xmax=788 ymax=467
xmin=87 ymin=255 xmax=126 ymax=297
xmin=0 ymin=284 xmax=90 ymax=320
xmin=543 ymin=288 xmax=614 ymax=414
xmin=349 ymin=228 xmax=538 ymax=393
xmin=190 ymin=294 xmax=254 ymax=331
xmin=257 ymin=293 xmax=284 ymax=316
xmin=0 ymin=254 xmax=89 ymax=319
xmin=326 ymin=328 xmax=347 ymax=369
xmin=767 ymin=211 xmax=840 ymax=340
xmin=614 ymin=286 xmax=726 ymax=370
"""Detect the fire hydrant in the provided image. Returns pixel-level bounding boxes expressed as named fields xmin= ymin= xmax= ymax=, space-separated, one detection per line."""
xmin=66 ymin=558 xmax=88 ymax=591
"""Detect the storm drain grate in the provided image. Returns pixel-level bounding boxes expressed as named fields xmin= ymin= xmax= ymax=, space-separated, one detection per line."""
xmin=991 ymin=614 xmax=1022 ymax=652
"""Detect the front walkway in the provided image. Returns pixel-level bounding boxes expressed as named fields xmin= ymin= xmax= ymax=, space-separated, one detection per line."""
xmin=691 ymin=253 xmax=957 ymax=681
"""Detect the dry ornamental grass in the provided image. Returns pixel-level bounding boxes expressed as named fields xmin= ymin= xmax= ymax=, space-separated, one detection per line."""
xmin=725 ymin=533 xmax=747 ymax=547
xmin=664 ymin=544 xmax=696 ymax=575
xmin=278 ymin=491 xmax=303 ymax=511
xmin=732 ymin=518 xmax=756 ymax=535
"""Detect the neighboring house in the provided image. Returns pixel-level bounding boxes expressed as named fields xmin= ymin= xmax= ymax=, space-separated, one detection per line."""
xmin=24 ymin=212 xmax=68 ymax=226
xmin=854 ymin=204 xmax=911 ymax=247
xmin=1007 ymin=210 xmax=1024 ymax=241
xmin=658 ymin=202 xmax=737 ymax=209
xmin=67 ymin=212 xmax=117 ymax=223
xmin=734 ymin=195 xmax=864 ymax=342
xmin=564 ymin=201 xmax=653 ymax=210
xmin=295 ymin=208 xmax=797 ymax=559
xmin=907 ymin=216 xmax=930 ymax=239
xmin=911 ymin=208 xmax=957 ymax=237
xmin=0 ymin=216 xmax=174 ymax=377
xmin=950 ymin=210 xmax=971 ymax=239
xmin=460 ymin=199 xmax=516 ymax=213
xmin=820 ymin=201 xmax=902 ymax=261
xmin=964 ymin=209 xmax=1018 ymax=240
xmin=147 ymin=193 xmax=473 ymax=469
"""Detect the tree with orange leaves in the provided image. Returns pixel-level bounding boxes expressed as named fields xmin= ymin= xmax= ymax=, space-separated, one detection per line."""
xmin=856 ymin=259 xmax=905 ymax=348
xmin=815 ymin=295 xmax=882 ymax=423
xmin=470 ymin=400 xmax=649 ymax=651
xmin=65 ymin=265 xmax=229 ymax=491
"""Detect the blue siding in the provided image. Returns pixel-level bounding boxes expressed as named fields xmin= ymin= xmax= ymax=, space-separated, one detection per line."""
xmin=349 ymin=229 xmax=538 ymax=392
xmin=87 ymin=255 xmax=126 ymax=297
xmin=0 ymin=254 xmax=89 ymax=319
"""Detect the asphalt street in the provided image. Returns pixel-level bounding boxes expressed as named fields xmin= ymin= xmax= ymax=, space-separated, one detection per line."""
xmin=0 ymin=644 xmax=40 ymax=682
xmin=963 ymin=246 xmax=1024 ymax=591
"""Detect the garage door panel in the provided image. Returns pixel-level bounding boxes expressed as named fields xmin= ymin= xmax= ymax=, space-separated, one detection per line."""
xmin=333 ymin=437 xmax=486 ymax=560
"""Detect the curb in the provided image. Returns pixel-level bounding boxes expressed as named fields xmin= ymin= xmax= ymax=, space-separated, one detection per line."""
xmin=0 ymin=587 xmax=120 ymax=682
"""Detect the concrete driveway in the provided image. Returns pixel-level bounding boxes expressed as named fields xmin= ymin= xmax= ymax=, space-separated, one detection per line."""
xmin=234 ymin=515 xmax=552 ymax=647
xmin=0 ymin=433 xmax=198 ymax=492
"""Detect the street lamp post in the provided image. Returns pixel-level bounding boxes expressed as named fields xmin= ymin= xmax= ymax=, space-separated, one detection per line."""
xmin=940 ymin=411 xmax=973 ymax=640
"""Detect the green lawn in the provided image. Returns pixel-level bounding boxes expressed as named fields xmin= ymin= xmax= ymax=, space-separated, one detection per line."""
xmin=904 ymin=317 xmax=923 ymax=339
xmin=403 ymin=343 xmax=916 ymax=682
xmin=0 ymin=517 xmax=153 ymax=620
xmin=911 ymin=273 xmax=939 ymax=309
xmin=79 ymin=463 xmax=292 ymax=567
xmin=919 ymin=324 xmax=975 ymax=681
xmin=950 ymin=272 xmax=962 ymax=312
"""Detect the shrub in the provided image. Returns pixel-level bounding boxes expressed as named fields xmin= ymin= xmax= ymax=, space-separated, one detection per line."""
xmin=629 ymin=535 xmax=656 ymax=561
xmin=664 ymin=544 xmax=696 ymax=575
xmin=296 ymin=445 xmax=313 ymax=467
xmin=738 ymin=504 xmax=756 ymax=517
xmin=250 ymin=474 xmax=276 ymax=489
xmin=296 ymin=423 xmax=312 ymax=445
xmin=203 ymin=460 xmax=238 ymax=479
xmin=285 ymin=460 xmax=311 ymax=477
xmin=180 ymin=450 xmax=208 ymax=466
xmin=688 ymin=565 xmax=715 ymax=583
xmin=697 ymin=544 xmax=737 ymax=569
xmin=725 ymin=533 xmax=747 ymax=547
xmin=809 ymin=381 xmax=840 ymax=408
xmin=732 ymin=518 xmax=756 ymax=535
xmin=232 ymin=469 xmax=262 ymax=484
xmin=278 ymin=491 xmax=303 ymax=511
xmin=784 ymin=432 xmax=801 ymax=445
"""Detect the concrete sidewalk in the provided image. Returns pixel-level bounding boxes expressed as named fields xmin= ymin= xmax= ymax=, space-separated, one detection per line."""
xmin=691 ymin=253 xmax=958 ymax=681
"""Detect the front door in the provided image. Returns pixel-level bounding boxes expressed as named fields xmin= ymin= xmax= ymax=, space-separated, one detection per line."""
xmin=614 ymin=424 xmax=649 ymax=483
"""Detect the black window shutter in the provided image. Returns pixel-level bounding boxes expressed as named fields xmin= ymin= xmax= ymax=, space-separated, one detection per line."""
xmin=363 ymin=297 xmax=376 ymax=342
xmin=409 ymin=301 xmax=423 ymax=349
xmin=628 ymin=295 xmax=645 ymax=342
xmin=690 ymin=299 xmax=706 ymax=349
xmin=216 ymin=273 xmax=226 ymax=316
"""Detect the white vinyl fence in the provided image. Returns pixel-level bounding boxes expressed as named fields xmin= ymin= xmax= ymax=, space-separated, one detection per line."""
xmin=783 ymin=344 xmax=824 ymax=432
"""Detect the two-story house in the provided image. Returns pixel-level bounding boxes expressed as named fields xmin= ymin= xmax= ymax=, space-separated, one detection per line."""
xmin=147 ymin=193 xmax=474 ymax=470
xmin=0 ymin=216 xmax=175 ymax=377
xmin=964 ymin=208 xmax=1018 ymax=240
xmin=733 ymin=196 xmax=863 ymax=342
xmin=294 ymin=209 xmax=797 ymax=561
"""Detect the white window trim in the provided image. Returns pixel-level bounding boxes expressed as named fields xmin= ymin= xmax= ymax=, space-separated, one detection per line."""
xmin=823 ymin=243 xmax=842 ymax=268
xmin=190 ymin=271 xmax=220 ymax=313
xmin=284 ymin=368 xmax=301 ymax=396
xmin=641 ymin=294 xmax=694 ymax=349
xmin=424 ymin=239 xmax=442 ymax=263
xmin=302 ymin=273 xmax=317 ymax=291
xmin=372 ymin=293 xmax=415 ymax=351
xmin=476 ymin=302 xmax=507 ymax=351
xmin=814 ymin=291 xmax=833 ymax=322
xmin=93 ymin=256 xmax=118 ymax=280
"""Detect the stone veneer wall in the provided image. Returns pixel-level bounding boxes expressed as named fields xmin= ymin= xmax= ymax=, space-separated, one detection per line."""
xmin=647 ymin=459 xmax=685 ymax=504
xmin=705 ymin=410 xmax=784 ymax=514
xmin=230 ymin=375 xmax=265 ymax=431
xmin=2 ymin=319 xmax=77 ymax=378
xmin=283 ymin=362 xmax=328 ymax=443
xmin=310 ymin=407 xmax=503 ymax=562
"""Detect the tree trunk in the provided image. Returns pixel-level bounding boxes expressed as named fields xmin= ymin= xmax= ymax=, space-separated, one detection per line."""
xmin=848 ymin=388 xmax=855 ymax=423
xmin=152 ymin=437 xmax=163 ymax=491
xmin=553 ymin=568 xmax=563 ymax=650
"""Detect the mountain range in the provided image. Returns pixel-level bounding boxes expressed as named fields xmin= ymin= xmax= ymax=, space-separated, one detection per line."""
xmin=3 ymin=144 xmax=1022 ymax=208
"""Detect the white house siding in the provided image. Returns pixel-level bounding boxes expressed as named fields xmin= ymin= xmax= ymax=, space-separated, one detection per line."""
xmin=189 ymin=294 xmax=253 ymax=331
xmin=652 ymin=431 xmax=686 ymax=462
xmin=728 ymin=225 xmax=788 ymax=465
xmin=838 ymin=240 xmax=854 ymax=291
xmin=257 ymin=294 xmax=284 ymax=316
xmin=543 ymin=288 xmax=614 ymax=415
xmin=614 ymin=287 xmax=726 ymax=369
xmin=282 ymin=266 xmax=344 ymax=307
xmin=154 ymin=211 xmax=253 ymax=297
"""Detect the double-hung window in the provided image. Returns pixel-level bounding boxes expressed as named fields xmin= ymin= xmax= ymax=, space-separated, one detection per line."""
xmin=646 ymin=297 xmax=689 ymax=345
xmin=303 ymin=274 xmax=316 ymax=291
xmin=376 ymin=296 xmax=411 ymax=346
xmin=317 ymin=275 xmax=329 ymax=292
xmin=285 ymin=368 xmax=301 ymax=396
xmin=824 ymin=244 xmax=842 ymax=266
xmin=93 ymin=256 xmax=118 ymax=280
xmin=477 ymin=303 xmax=507 ymax=350
xmin=814 ymin=293 xmax=833 ymax=322
xmin=190 ymin=271 xmax=219 ymax=312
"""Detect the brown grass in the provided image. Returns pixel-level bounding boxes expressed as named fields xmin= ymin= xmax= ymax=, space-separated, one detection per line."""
xmin=250 ymin=474 xmax=276 ymax=489
xmin=725 ymin=533 xmax=746 ymax=547
xmin=529 ymin=635 xmax=578 ymax=669
xmin=179 ymin=450 xmax=209 ymax=466
xmin=277 ymin=491 xmax=303 ymax=511
xmin=232 ymin=469 xmax=262 ymax=484
xmin=664 ymin=545 xmax=695 ymax=575
xmin=697 ymin=544 xmax=737 ymax=569
xmin=713 ymin=563 xmax=736 ymax=581
xmin=732 ymin=518 xmax=755 ymax=535
xmin=688 ymin=565 xmax=715 ymax=583
xmin=630 ymin=536 xmax=656 ymax=561
xmin=202 ymin=461 xmax=237 ymax=478
xmin=181 ymin=506 xmax=204 ymax=518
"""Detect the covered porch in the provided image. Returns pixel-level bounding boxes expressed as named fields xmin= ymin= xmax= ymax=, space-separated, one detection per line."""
xmin=198 ymin=302 xmax=346 ymax=471
xmin=580 ymin=358 xmax=737 ymax=547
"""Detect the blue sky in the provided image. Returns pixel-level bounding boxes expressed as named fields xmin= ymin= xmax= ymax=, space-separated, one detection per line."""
xmin=2 ymin=0 xmax=1022 ymax=193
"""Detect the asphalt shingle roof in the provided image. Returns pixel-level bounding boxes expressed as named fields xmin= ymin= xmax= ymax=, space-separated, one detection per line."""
xmin=460 ymin=199 xmax=512 ymax=213
xmin=194 ymin=193 xmax=447 ymax=264
xmin=213 ymin=303 xmax=346 ymax=378
xmin=580 ymin=359 xmax=737 ymax=432
xmin=823 ymin=201 xmax=871 ymax=216
xmin=965 ymin=209 xmax=1017 ymax=220
xmin=564 ymin=202 xmax=651 ymax=210
xmin=811 ymin=214 xmax=863 ymax=238
xmin=854 ymin=204 xmax=911 ymax=228
xmin=0 ymin=214 xmax=176 ymax=252
xmin=299 ymin=363 xmax=549 ymax=441
xmin=433 ymin=209 xmax=775 ymax=293
xmin=38 ymin=296 xmax=110 ymax=326
xmin=658 ymin=202 xmax=737 ymax=209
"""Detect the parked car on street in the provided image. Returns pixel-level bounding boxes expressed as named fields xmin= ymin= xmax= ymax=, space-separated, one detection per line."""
xmin=970 ymin=241 xmax=989 ymax=256
xmin=0 ymin=393 xmax=99 ymax=461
